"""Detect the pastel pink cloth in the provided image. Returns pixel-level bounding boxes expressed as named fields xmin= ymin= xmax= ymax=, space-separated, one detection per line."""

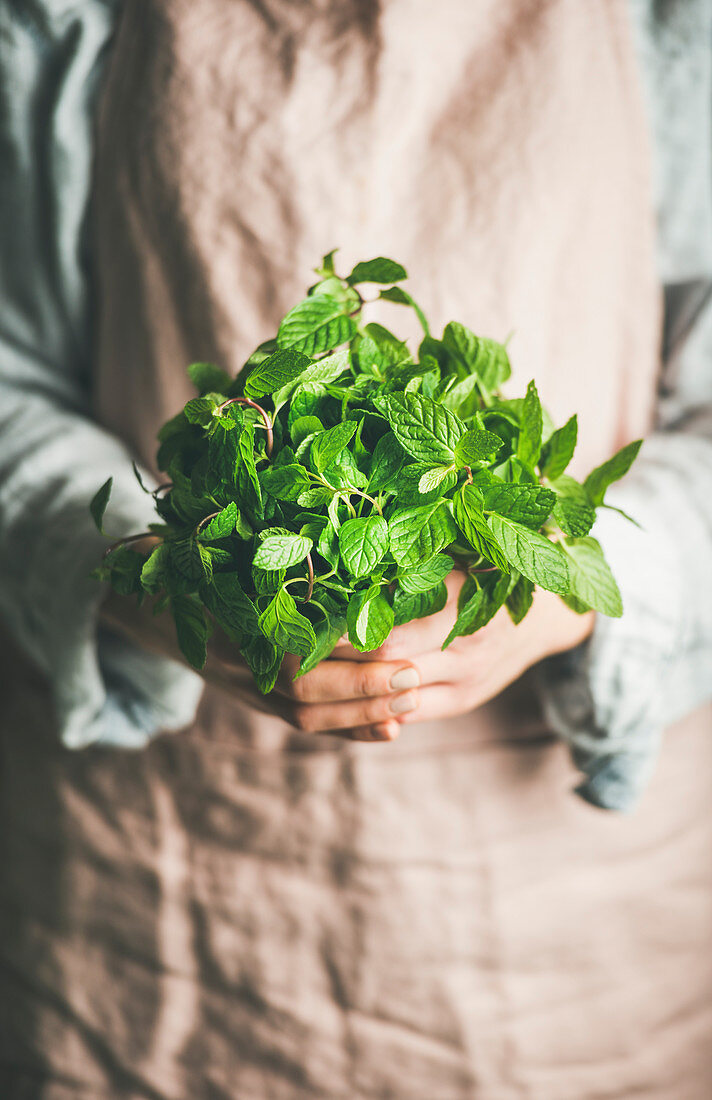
xmin=2 ymin=1 xmax=710 ymax=1096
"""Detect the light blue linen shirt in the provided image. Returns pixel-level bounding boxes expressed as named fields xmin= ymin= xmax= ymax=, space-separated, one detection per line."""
xmin=0 ymin=0 xmax=710 ymax=809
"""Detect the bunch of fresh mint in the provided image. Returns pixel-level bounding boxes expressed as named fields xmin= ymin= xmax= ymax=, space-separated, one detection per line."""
xmin=91 ymin=253 xmax=641 ymax=692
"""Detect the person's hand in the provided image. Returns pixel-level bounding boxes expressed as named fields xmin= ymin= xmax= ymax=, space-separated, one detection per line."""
xmin=100 ymin=580 xmax=419 ymax=742
xmin=101 ymin=548 xmax=592 ymax=742
xmin=328 ymin=570 xmax=595 ymax=727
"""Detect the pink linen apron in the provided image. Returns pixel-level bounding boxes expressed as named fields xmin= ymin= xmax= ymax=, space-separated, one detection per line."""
xmin=1 ymin=1 xmax=711 ymax=1097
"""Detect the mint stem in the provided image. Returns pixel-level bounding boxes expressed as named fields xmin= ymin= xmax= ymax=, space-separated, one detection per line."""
xmin=216 ymin=397 xmax=273 ymax=456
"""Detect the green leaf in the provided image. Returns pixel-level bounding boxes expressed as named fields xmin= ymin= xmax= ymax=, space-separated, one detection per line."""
xmin=171 ymin=595 xmax=209 ymax=669
xmin=378 ymin=285 xmax=429 ymax=333
xmin=553 ymin=497 xmax=595 ymax=537
xmin=368 ymin=432 xmax=405 ymax=491
xmin=483 ymin=483 xmax=556 ymax=528
xmin=453 ymin=484 xmax=509 ymax=572
xmin=197 ymin=501 xmax=237 ymax=540
xmin=258 ymin=588 xmax=316 ymax=656
xmin=442 ymin=324 xmax=511 ymax=393
xmin=398 ymin=553 xmax=453 ymax=594
xmin=442 ymin=574 xmax=510 ymax=649
xmin=259 ymin=463 xmax=311 ymax=502
xmin=338 ymin=515 xmax=389 ymax=578
xmin=132 ymin=462 xmax=151 ymax=494
xmin=184 ymin=396 xmax=216 ymax=427
xmin=374 ymin=391 xmax=464 ymax=465
xmin=506 ymin=575 xmax=535 ymax=624
xmin=244 ymin=348 xmax=311 ymax=398
xmin=418 ymin=466 xmax=454 ymax=493
xmin=346 ymin=257 xmax=407 ymax=285
xmin=540 ymin=414 xmax=577 ymax=480
xmin=346 ymin=586 xmax=394 ymax=651
xmin=201 ymin=573 xmax=260 ymax=638
xmin=169 ymin=536 xmax=210 ymax=581
xmin=454 ymin=429 xmax=503 ymax=466
xmin=294 ymin=610 xmax=348 ymax=678
xmin=310 ymin=420 xmax=358 ymax=474
xmin=188 ymin=362 xmax=232 ymax=394
xmin=241 ymin=634 xmax=283 ymax=693
xmin=488 ymin=515 xmax=569 ymax=595
xmin=391 ymin=463 xmax=457 ymax=505
xmin=277 ymin=295 xmax=356 ymax=356
xmin=253 ymin=533 xmax=312 ymax=571
xmin=103 ymin=545 xmax=145 ymax=595
xmin=388 ymin=501 xmax=458 ymax=568
xmin=90 ymin=477 xmax=113 ymax=535
xmin=236 ymin=421 xmax=263 ymax=519
xmin=562 ymin=537 xmax=623 ymax=616
xmin=140 ymin=543 xmax=168 ymax=594
xmin=583 ymin=440 xmax=642 ymax=506
xmin=517 ymin=380 xmax=543 ymax=468
xmin=392 ymin=582 xmax=448 ymax=626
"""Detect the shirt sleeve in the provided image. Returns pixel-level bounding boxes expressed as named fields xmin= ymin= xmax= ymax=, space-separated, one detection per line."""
xmin=537 ymin=0 xmax=712 ymax=812
xmin=0 ymin=1 xmax=203 ymax=749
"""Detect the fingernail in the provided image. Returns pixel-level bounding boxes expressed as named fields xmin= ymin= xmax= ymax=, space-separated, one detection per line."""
xmin=389 ymin=691 xmax=418 ymax=716
xmin=373 ymin=721 xmax=400 ymax=741
xmin=389 ymin=666 xmax=420 ymax=692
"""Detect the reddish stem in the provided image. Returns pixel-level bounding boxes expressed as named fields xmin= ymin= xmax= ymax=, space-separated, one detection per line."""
xmin=217 ymin=397 xmax=273 ymax=456
xmin=305 ymin=552 xmax=314 ymax=602
xmin=195 ymin=511 xmax=219 ymax=535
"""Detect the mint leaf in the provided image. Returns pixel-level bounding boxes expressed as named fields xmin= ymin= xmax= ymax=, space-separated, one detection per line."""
xmin=258 ymin=588 xmax=316 ymax=656
xmin=277 ymin=295 xmax=356 ymax=355
xmin=338 ymin=515 xmax=389 ymax=578
xmin=346 ymin=586 xmax=394 ymax=651
xmin=241 ymin=634 xmax=283 ymax=694
xmin=197 ymin=501 xmax=238 ymax=540
xmin=140 ymin=542 xmax=168 ymax=594
xmin=506 ymin=575 xmax=534 ymax=625
xmin=392 ymin=582 xmax=448 ymax=625
xmin=254 ymin=533 xmax=312 ymax=570
xmin=584 ymin=440 xmax=642 ymax=506
xmin=368 ymin=432 xmax=405 ymax=491
xmin=378 ymin=285 xmax=429 ymax=333
xmin=562 ymin=537 xmax=623 ymax=616
xmin=540 ymin=414 xmax=577 ymax=480
xmin=260 ymin=464 xmax=311 ymax=502
xmin=90 ymin=477 xmax=113 ymax=534
xmin=294 ymin=608 xmax=348 ymax=678
xmin=442 ymin=574 xmax=509 ymax=649
xmin=553 ymin=497 xmax=595 ymax=537
xmin=417 ymin=465 xmax=454 ymax=493
xmin=453 ymin=484 xmax=509 ymax=572
xmin=374 ymin=392 xmax=464 ymax=465
xmin=188 ymin=362 xmax=232 ymax=395
xmin=454 ymin=429 xmax=503 ymax=466
xmin=347 ymin=257 xmax=407 ymax=285
xmin=442 ymin=324 xmax=511 ymax=393
xmin=201 ymin=573 xmax=259 ymax=638
xmin=388 ymin=501 xmax=458 ymax=568
xmin=488 ymin=514 xmax=569 ymax=594
xmin=397 ymin=553 xmax=453 ymax=594
xmin=244 ymin=348 xmax=311 ymax=398
xmin=517 ymin=380 xmax=543 ymax=468
xmin=483 ymin=483 xmax=556 ymax=528
xmin=311 ymin=420 xmax=358 ymax=474
xmin=171 ymin=595 xmax=209 ymax=669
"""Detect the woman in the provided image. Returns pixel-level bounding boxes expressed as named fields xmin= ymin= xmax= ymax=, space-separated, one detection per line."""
xmin=1 ymin=1 xmax=711 ymax=1096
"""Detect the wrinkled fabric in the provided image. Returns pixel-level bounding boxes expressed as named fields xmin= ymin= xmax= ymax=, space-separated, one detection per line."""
xmin=0 ymin=0 xmax=204 ymax=749
xmin=538 ymin=0 xmax=712 ymax=809
xmin=1 ymin=1 xmax=712 ymax=1098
